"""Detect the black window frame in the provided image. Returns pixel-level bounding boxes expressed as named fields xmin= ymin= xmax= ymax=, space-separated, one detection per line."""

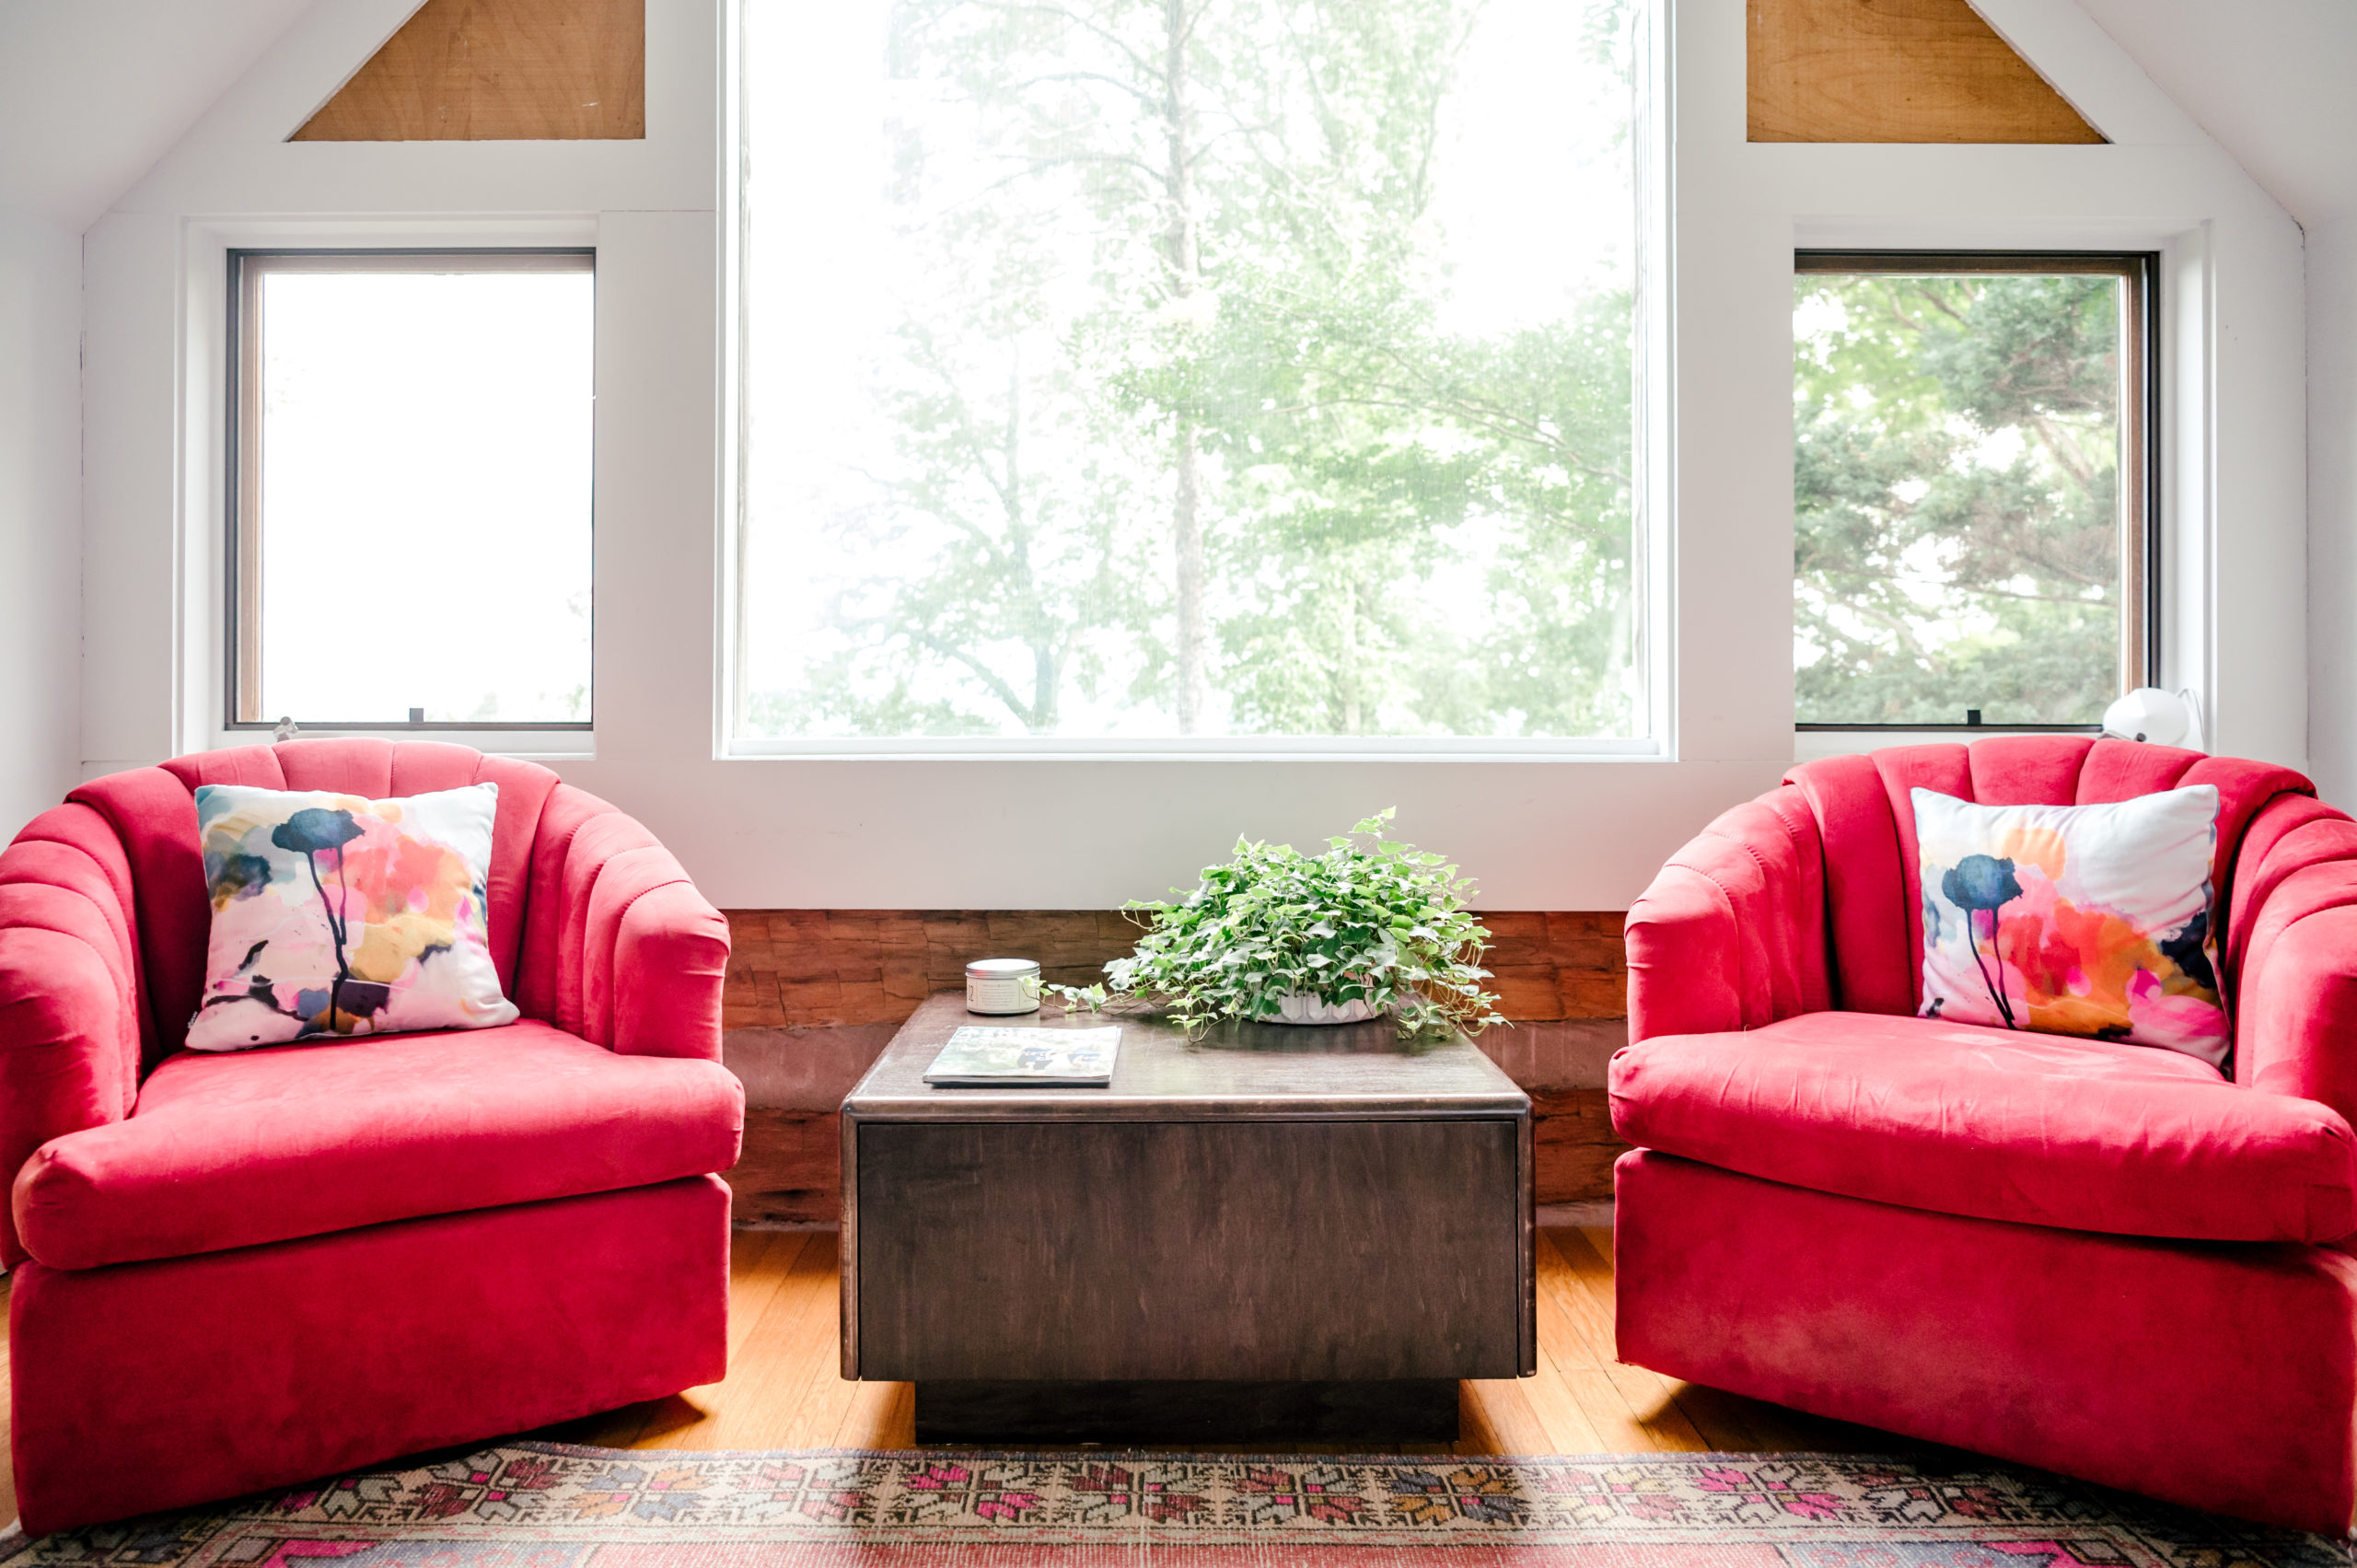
xmin=225 ymin=246 xmax=598 ymax=733
xmin=1791 ymin=249 xmax=2161 ymax=734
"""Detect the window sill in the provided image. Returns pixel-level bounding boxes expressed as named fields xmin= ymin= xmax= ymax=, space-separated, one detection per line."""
xmin=722 ymin=737 xmax=1666 ymax=763
xmin=1794 ymin=726 xmax=2105 ymax=762
xmin=213 ymin=726 xmax=595 ymax=761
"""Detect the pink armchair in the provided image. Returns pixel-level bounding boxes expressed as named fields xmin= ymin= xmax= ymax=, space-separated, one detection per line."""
xmin=1611 ymin=736 xmax=2357 ymax=1532
xmin=0 ymin=739 xmax=744 ymax=1533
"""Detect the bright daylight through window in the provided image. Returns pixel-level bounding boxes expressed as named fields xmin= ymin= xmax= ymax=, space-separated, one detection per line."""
xmin=230 ymin=251 xmax=595 ymax=729
xmin=736 ymin=0 xmax=1642 ymax=745
xmin=1793 ymin=254 xmax=2154 ymax=728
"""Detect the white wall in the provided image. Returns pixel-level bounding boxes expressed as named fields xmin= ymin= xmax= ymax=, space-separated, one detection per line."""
xmin=0 ymin=209 xmax=82 ymax=837
xmin=67 ymin=0 xmax=2315 ymax=908
xmin=2310 ymin=215 xmax=2357 ymax=804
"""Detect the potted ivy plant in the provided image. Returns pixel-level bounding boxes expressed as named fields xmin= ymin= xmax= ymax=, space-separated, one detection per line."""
xmin=1046 ymin=809 xmax=1505 ymax=1041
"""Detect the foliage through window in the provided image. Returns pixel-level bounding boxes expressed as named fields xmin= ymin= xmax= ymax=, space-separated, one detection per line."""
xmin=230 ymin=251 xmax=595 ymax=729
xmin=1793 ymin=253 xmax=2154 ymax=728
xmin=736 ymin=0 xmax=1642 ymax=744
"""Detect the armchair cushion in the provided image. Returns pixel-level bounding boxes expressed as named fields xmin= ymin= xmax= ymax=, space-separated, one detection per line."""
xmin=1610 ymin=1011 xmax=2357 ymax=1243
xmin=1912 ymin=785 xmax=2227 ymax=1064
xmin=188 ymin=782 xmax=517 ymax=1051
xmin=70 ymin=740 xmax=563 ymax=1067
xmin=11 ymin=1020 xmax=744 ymax=1270
xmin=1782 ymin=739 xmax=2312 ymax=1023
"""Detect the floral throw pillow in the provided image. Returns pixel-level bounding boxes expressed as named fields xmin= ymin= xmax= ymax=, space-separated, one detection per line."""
xmin=1913 ymin=785 xmax=2226 ymax=1066
xmin=187 ymin=782 xmax=518 ymax=1052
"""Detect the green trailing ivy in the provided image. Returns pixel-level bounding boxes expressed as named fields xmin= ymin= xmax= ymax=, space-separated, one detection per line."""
xmin=1044 ymin=809 xmax=1504 ymax=1040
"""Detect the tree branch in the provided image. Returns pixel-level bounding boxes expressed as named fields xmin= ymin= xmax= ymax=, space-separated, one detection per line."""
xmin=967 ymin=1 xmax=1158 ymax=87
xmin=909 ymin=625 xmax=1040 ymax=726
xmin=1014 ymin=68 xmax=1159 ymax=109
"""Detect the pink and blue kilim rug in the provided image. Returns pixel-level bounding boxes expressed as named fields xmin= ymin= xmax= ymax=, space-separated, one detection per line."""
xmin=0 ymin=1445 xmax=2340 ymax=1566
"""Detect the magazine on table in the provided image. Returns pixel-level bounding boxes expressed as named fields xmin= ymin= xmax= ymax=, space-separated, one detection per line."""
xmin=923 ymin=1026 xmax=1120 ymax=1087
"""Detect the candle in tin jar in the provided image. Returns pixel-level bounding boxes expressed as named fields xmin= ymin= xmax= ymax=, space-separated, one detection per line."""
xmin=965 ymin=957 xmax=1041 ymax=1015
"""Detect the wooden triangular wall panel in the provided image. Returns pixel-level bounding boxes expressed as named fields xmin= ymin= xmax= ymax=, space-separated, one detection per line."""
xmin=293 ymin=0 xmax=644 ymax=142
xmin=1749 ymin=0 xmax=2103 ymax=144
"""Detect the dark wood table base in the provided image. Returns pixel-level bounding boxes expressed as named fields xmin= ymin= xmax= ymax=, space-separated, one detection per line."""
xmin=912 ymin=1379 xmax=1461 ymax=1445
xmin=846 ymin=998 xmax=1534 ymax=1443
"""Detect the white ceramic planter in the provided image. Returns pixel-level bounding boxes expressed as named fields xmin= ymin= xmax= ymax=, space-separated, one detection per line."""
xmin=1268 ymin=992 xmax=1383 ymax=1025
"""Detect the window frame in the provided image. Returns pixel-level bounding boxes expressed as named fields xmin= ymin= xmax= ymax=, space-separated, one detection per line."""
xmin=224 ymin=246 xmax=599 ymax=734
xmin=719 ymin=0 xmax=1670 ymax=763
xmin=1789 ymin=248 xmax=2161 ymax=735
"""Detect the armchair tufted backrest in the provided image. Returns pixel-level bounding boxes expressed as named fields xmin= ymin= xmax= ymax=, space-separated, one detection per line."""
xmin=1782 ymin=736 xmax=2318 ymax=1024
xmin=64 ymin=739 xmax=563 ymax=1073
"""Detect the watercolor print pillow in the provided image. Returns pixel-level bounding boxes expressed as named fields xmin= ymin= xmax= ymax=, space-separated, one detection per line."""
xmin=186 ymin=782 xmax=518 ymax=1051
xmin=1913 ymin=785 xmax=2227 ymax=1067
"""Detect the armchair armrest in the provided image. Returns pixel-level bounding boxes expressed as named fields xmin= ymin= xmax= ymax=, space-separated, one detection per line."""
xmin=521 ymin=786 xmax=730 ymax=1062
xmin=594 ymin=862 xmax=730 ymax=1062
xmin=2236 ymin=865 xmax=2357 ymax=1130
xmin=1 ymin=805 xmax=145 ymax=1268
xmin=1625 ymin=784 xmax=1831 ymax=1043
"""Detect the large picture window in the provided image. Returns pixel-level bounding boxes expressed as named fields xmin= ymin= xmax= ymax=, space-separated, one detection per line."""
xmin=228 ymin=250 xmax=595 ymax=730
xmin=736 ymin=0 xmax=1643 ymax=746
xmin=1793 ymin=251 xmax=2157 ymax=729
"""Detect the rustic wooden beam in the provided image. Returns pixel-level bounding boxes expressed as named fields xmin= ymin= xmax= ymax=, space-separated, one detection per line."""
xmin=715 ymin=911 xmax=1634 ymax=1225
xmin=1748 ymin=0 xmax=2102 ymax=145
xmin=719 ymin=909 xmax=1626 ymax=1031
xmin=293 ymin=0 xmax=644 ymax=142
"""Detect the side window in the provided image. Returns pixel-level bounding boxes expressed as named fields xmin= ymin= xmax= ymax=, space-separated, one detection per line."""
xmin=229 ymin=250 xmax=596 ymax=729
xmin=1792 ymin=252 xmax=2156 ymax=729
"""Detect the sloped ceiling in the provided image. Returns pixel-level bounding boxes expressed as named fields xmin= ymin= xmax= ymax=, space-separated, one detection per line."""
xmin=0 ymin=0 xmax=328 ymax=230
xmin=2074 ymin=0 xmax=2357 ymax=227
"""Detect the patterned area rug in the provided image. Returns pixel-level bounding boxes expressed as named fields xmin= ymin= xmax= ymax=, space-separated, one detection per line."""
xmin=0 ymin=1444 xmax=2341 ymax=1566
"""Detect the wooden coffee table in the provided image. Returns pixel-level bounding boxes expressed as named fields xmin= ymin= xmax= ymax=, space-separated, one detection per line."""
xmin=839 ymin=993 xmax=1534 ymax=1444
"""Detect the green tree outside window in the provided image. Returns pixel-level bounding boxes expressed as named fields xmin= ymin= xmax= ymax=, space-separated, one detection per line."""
xmin=1793 ymin=269 xmax=2132 ymax=727
xmin=738 ymin=0 xmax=1641 ymax=740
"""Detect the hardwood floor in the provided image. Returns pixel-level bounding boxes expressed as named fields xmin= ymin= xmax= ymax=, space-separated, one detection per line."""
xmin=537 ymin=1222 xmax=1904 ymax=1458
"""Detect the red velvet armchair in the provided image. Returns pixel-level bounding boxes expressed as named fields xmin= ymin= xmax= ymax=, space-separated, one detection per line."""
xmin=1610 ymin=736 xmax=2357 ymax=1531
xmin=0 ymin=739 xmax=744 ymax=1533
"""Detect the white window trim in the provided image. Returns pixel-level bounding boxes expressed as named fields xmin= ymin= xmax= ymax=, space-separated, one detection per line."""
xmin=1782 ymin=217 xmax=2214 ymax=761
xmin=183 ymin=215 xmax=602 ymax=761
xmin=727 ymin=736 xmax=1667 ymax=762
xmin=713 ymin=0 xmax=1677 ymax=766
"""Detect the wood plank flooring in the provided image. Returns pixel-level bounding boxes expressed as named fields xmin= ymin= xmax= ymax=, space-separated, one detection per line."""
xmin=538 ymin=1223 xmax=1904 ymax=1458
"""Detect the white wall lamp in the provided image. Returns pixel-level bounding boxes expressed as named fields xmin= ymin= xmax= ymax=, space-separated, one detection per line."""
xmin=2102 ymin=687 xmax=2206 ymax=752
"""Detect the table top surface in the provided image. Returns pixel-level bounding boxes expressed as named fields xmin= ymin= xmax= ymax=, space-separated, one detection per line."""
xmin=843 ymin=993 xmax=1529 ymax=1122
